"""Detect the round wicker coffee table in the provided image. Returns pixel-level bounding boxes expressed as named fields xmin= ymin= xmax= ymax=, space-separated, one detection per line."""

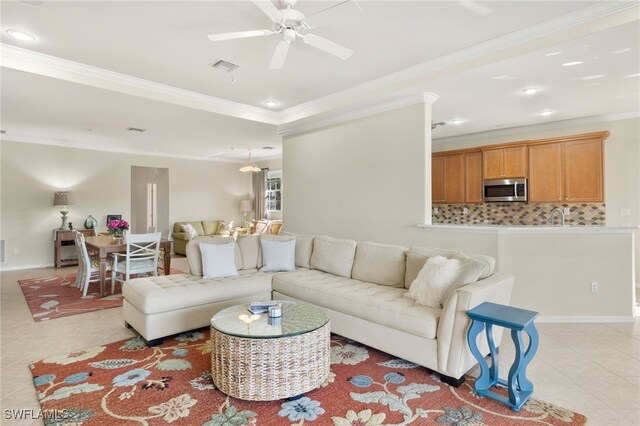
xmin=210 ymin=301 xmax=330 ymax=401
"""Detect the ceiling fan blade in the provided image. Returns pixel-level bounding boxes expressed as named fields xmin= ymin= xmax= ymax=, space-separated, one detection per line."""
xmin=208 ymin=29 xmax=274 ymax=42
xmin=303 ymin=34 xmax=354 ymax=60
xmin=252 ymin=0 xmax=284 ymax=23
xmin=269 ymin=40 xmax=291 ymax=70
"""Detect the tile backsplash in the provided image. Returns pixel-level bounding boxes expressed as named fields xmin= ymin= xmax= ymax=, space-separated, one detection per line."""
xmin=432 ymin=203 xmax=606 ymax=226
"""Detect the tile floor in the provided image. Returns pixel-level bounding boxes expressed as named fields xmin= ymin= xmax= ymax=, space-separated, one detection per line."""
xmin=1 ymin=262 xmax=639 ymax=425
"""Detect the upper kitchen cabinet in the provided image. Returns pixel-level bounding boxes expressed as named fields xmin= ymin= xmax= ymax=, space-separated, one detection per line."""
xmin=432 ymin=154 xmax=465 ymax=204
xmin=482 ymin=146 xmax=527 ymax=179
xmin=464 ymin=151 xmax=483 ymax=204
xmin=528 ymin=132 xmax=607 ymax=203
xmin=564 ymin=138 xmax=604 ymax=202
xmin=528 ymin=143 xmax=563 ymax=202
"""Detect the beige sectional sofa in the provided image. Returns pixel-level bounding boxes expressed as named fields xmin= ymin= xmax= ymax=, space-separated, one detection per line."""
xmin=122 ymin=234 xmax=514 ymax=386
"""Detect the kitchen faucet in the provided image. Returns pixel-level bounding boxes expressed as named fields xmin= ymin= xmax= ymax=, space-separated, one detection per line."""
xmin=549 ymin=207 xmax=565 ymax=226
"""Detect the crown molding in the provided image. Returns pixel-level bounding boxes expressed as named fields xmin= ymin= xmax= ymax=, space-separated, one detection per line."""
xmin=0 ymin=135 xmax=253 ymax=163
xmin=433 ymin=111 xmax=640 ymax=145
xmin=0 ymin=44 xmax=280 ymax=125
xmin=275 ymin=92 xmax=437 ymax=136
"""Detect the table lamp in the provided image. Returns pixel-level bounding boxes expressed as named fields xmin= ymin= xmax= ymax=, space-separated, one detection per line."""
xmin=53 ymin=191 xmax=75 ymax=230
xmin=240 ymin=199 xmax=251 ymax=227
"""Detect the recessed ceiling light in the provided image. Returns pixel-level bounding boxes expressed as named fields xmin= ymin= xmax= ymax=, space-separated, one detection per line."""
xmin=537 ymin=110 xmax=555 ymax=117
xmin=205 ymin=152 xmax=224 ymax=157
xmin=263 ymin=100 xmax=279 ymax=108
xmin=625 ymin=73 xmax=640 ymax=78
xmin=544 ymin=51 xmax=562 ymax=56
xmin=448 ymin=119 xmax=465 ymax=125
xmin=611 ymin=48 xmax=631 ymax=54
xmin=581 ymin=74 xmax=605 ymax=80
xmin=6 ymin=29 xmax=35 ymax=41
xmin=562 ymin=61 xmax=583 ymax=67
xmin=521 ymin=87 xmax=539 ymax=95
xmin=491 ymin=75 xmax=516 ymax=80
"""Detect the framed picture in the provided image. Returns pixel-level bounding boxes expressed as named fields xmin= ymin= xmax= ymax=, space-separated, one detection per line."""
xmin=106 ymin=214 xmax=122 ymax=224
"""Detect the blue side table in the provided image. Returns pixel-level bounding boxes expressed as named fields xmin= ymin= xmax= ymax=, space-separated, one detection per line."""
xmin=466 ymin=302 xmax=539 ymax=412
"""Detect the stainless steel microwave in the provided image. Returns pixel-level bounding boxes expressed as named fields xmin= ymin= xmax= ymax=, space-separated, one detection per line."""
xmin=483 ymin=178 xmax=527 ymax=202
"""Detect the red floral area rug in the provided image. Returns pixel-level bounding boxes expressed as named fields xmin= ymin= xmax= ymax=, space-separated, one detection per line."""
xmin=18 ymin=269 xmax=185 ymax=322
xmin=30 ymin=330 xmax=586 ymax=425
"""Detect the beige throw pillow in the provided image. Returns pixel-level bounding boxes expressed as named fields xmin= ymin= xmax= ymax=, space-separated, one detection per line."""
xmin=406 ymin=256 xmax=461 ymax=308
xmin=180 ymin=223 xmax=198 ymax=239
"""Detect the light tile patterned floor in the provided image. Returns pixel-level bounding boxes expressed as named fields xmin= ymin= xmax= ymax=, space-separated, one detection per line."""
xmin=1 ymin=262 xmax=638 ymax=425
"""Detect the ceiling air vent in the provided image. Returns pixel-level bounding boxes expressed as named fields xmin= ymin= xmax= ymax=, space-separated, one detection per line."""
xmin=127 ymin=127 xmax=146 ymax=133
xmin=262 ymin=146 xmax=275 ymax=150
xmin=211 ymin=59 xmax=239 ymax=73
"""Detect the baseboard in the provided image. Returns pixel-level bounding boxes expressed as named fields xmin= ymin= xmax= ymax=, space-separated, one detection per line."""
xmin=0 ymin=263 xmax=54 ymax=271
xmin=537 ymin=315 xmax=635 ymax=323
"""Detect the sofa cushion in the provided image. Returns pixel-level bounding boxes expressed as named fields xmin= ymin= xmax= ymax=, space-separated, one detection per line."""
xmin=237 ymin=235 xmax=260 ymax=269
xmin=293 ymin=235 xmax=314 ymax=268
xmin=273 ymin=270 xmax=440 ymax=339
xmin=186 ymin=237 xmax=242 ymax=276
xmin=123 ymin=271 xmax=273 ymax=315
xmin=260 ymin=238 xmax=296 ymax=272
xmin=404 ymin=246 xmax=494 ymax=289
xmin=352 ymin=242 xmax=406 ymax=287
xmin=310 ymin=236 xmax=357 ymax=278
xmin=200 ymin=242 xmax=239 ymax=279
xmin=202 ymin=220 xmax=220 ymax=236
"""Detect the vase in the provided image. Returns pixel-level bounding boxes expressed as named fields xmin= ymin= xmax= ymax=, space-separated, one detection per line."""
xmin=84 ymin=215 xmax=98 ymax=229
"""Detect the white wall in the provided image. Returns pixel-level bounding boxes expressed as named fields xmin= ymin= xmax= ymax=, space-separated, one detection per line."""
xmin=433 ymin=117 xmax=640 ymax=282
xmin=0 ymin=141 xmax=251 ymax=269
xmin=283 ymin=103 xmax=430 ymax=245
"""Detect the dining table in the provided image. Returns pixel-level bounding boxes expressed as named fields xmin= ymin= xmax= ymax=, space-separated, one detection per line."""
xmin=84 ymin=235 xmax=174 ymax=297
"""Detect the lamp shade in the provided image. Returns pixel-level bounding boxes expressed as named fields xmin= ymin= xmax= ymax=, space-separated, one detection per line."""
xmin=240 ymin=199 xmax=252 ymax=212
xmin=53 ymin=191 xmax=75 ymax=207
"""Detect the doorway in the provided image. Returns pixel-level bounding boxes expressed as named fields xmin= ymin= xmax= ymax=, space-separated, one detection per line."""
xmin=131 ymin=166 xmax=169 ymax=237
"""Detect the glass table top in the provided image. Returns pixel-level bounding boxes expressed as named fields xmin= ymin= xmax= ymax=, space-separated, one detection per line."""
xmin=210 ymin=301 xmax=328 ymax=339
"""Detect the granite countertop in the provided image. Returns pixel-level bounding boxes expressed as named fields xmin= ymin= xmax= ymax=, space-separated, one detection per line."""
xmin=418 ymin=224 xmax=638 ymax=234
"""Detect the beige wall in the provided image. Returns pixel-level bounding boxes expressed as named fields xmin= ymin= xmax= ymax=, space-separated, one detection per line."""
xmin=283 ymin=103 xmax=431 ymax=245
xmin=433 ymin=117 xmax=640 ymax=282
xmin=0 ymin=141 xmax=250 ymax=269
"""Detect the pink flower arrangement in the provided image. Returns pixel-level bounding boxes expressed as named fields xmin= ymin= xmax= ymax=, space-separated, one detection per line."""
xmin=107 ymin=219 xmax=130 ymax=235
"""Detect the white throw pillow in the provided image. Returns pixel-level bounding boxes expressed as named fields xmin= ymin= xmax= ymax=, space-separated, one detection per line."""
xmin=199 ymin=242 xmax=239 ymax=279
xmin=180 ymin=223 xmax=198 ymax=239
xmin=405 ymin=256 xmax=461 ymax=308
xmin=443 ymin=254 xmax=488 ymax=301
xmin=260 ymin=238 xmax=296 ymax=272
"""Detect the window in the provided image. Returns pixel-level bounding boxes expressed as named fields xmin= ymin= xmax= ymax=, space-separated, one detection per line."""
xmin=266 ymin=170 xmax=282 ymax=211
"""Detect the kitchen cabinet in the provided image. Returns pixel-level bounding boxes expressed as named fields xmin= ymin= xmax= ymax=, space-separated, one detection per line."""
xmin=432 ymin=152 xmax=479 ymax=204
xmin=482 ymin=146 xmax=527 ymax=179
xmin=564 ymin=138 xmax=603 ymax=202
xmin=528 ymin=138 xmax=604 ymax=203
xmin=432 ymin=153 xmax=464 ymax=204
xmin=431 ymin=157 xmax=445 ymax=203
xmin=528 ymin=143 xmax=563 ymax=202
xmin=465 ymin=151 xmax=483 ymax=203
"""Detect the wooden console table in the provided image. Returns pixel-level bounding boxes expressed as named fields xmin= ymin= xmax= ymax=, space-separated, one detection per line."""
xmin=54 ymin=229 xmax=96 ymax=268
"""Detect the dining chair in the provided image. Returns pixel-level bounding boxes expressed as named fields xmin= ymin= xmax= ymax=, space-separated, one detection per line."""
xmin=75 ymin=232 xmax=112 ymax=297
xmin=111 ymin=232 xmax=162 ymax=293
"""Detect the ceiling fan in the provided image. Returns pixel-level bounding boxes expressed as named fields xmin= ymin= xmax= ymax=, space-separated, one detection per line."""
xmin=208 ymin=0 xmax=355 ymax=70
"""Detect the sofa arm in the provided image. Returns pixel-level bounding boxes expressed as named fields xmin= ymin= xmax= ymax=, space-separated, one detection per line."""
xmin=436 ymin=273 xmax=515 ymax=379
xmin=172 ymin=232 xmax=192 ymax=241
